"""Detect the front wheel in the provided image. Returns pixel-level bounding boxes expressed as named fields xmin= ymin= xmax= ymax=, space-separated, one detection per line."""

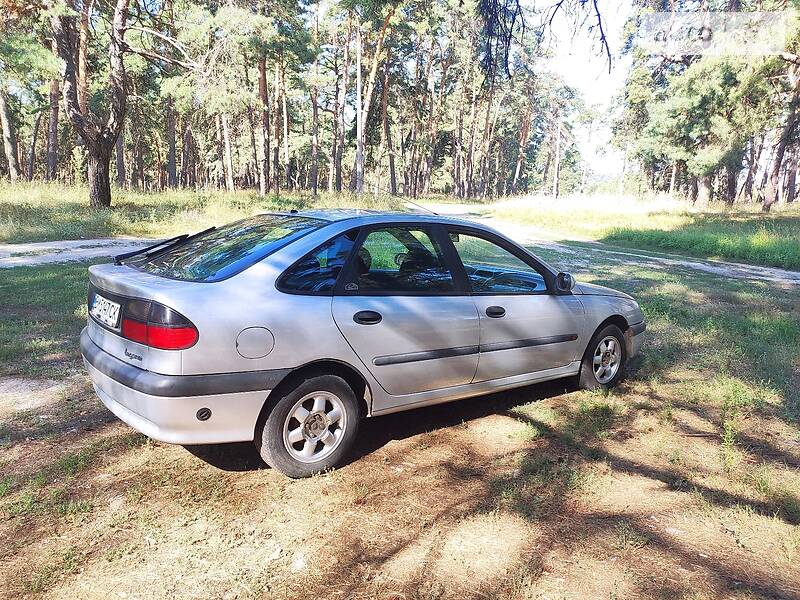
xmin=578 ymin=324 xmax=627 ymax=391
xmin=256 ymin=374 xmax=360 ymax=478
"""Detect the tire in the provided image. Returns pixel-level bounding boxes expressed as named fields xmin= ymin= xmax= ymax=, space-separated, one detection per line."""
xmin=578 ymin=324 xmax=627 ymax=391
xmin=255 ymin=374 xmax=360 ymax=478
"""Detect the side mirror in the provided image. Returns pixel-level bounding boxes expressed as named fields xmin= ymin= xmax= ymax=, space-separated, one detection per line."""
xmin=555 ymin=272 xmax=576 ymax=293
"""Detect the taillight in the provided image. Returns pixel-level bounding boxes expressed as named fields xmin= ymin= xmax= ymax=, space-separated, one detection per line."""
xmin=145 ymin=324 xmax=198 ymax=349
xmin=121 ymin=299 xmax=198 ymax=350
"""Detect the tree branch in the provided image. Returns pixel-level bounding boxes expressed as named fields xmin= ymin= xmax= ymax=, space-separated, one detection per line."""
xmin=127 ymin=25 xmax=197 ymax=67
xmin=122 ymin=42 xmax=198 ymax=70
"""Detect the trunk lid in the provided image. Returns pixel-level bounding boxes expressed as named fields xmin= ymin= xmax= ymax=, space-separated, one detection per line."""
xmin=86 ymin=263 xmax=198 ymax=375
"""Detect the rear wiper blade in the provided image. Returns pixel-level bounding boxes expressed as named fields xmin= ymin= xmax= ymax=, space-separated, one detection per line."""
xmin=114 ymin=234 xmax=188 ymax=265
xmin=114 ymin=226 xmax=216 ymax=265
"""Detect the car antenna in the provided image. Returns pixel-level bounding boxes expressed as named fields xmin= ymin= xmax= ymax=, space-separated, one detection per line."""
xmin=370 ymin=183 xmax=438 ymax=216
xmin=404 ymin=197 xmax=439 ymax=216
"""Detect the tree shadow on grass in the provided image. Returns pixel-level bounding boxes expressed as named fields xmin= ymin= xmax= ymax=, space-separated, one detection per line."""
xmin=307 ymin=388 xmax=800 ymax=599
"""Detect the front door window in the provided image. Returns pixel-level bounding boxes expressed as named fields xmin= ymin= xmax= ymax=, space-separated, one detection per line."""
xmin=448 ymin=232 xmax=547 ymax=294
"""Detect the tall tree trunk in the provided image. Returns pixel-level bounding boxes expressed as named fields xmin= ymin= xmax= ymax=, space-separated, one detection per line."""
xmin=327 ymin=111 xmax=336 ymax=193
xmin=78 ymin=0 xmax=93 ymax=116
xmin=359 ymin=7 xmax=395 ymax=131
xmin=512 ymin=107 xmax=532 ymax=193
xmin=328 ymin=38 xmax=339 ymax=194
xmin=166 ymin=100 xmax=177 ymax=187
xmin=310 ymin=3 xmax=319 ymax=196
xmin=46 ymin=79 xmax=59 ymax=180
xmin=668 ymin=161 xmax=678 ymax=196
xmin=697 ymin=175 xmax=713 ymax=203
xmin=51 ymin=0 xmax=129 ymax=207
xmin=221 ymin=113 xmax=235 ymax=192
xmin=688 ymin=176 xmax=698 ymax=203
xmin=245 ymin=106 xmax=258 ymax=190
xmin=181 ymin=123 xmax=194 ymax=188
xmin=335 ymin=16 xmax=352 ymax=192
xmin=465 ymin=79 xmax=479 ymax=197
xmin=130 ymin=135 xmax=140 ymax=189
xmin=421 ymin=48 xmax=451 ymax=196
xmin=135 ymin=137 xmax=145 ymax=189
xmin=764 ymin=79 xmax=800 ymax=211
xmin=453 ymin=68 xmax=467 ymax=197
xmin=272 ymin=61 xmax=281 ymax=195
xmin=257 ymin=56 xmax=271 ymax=196
xmin=552 ymin=120 xmax=561 ymax=198
xmin=786 ymin=147 xmax=797 ymax=202
xmin=116 ymin=123 xmax=125 ymax=186
xmin=354 ymin=21 xmax=364 ymax=194
xmin=0 ymin=91 xmax=21 ymax=182
xmin=724 ymin=163 xmax=738 ymax=205
xmin=476 ymin=75 xmax=496 ymax=197
xmin=214 ymin=114 xmax=224 ymax=189
xmin=27 ymin=112 xmax=43 ymax=180
xmin=87 ymin=146 xmax=112 ymax=207
xmin=379 ymin=63 xmax=397 ymax=195
xmin=740 ymin=136 xmax=763 ymax=201
xmin=280 ymin=62 xmax=290 ymax=190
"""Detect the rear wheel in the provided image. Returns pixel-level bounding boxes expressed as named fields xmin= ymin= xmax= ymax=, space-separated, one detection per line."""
xmin=578 ymin=324 xmax=626 ymax=391
xmin=256 ymin=374 xmax=360 ymax=478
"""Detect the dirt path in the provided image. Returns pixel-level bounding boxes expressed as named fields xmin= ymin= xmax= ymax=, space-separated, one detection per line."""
xmin=0 ymin=238 xmax=150 ymax=268
xmin=3 ymin=211 xmax=800 ymax=286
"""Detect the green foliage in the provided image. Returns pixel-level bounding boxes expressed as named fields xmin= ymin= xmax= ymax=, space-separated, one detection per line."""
xmin=0 ymin=29 xmax=60 ymax=89
xmin=615 ymin=7 xmax=799 ymax=197
xmin=636 ymin=57 xmax=773 ymax=178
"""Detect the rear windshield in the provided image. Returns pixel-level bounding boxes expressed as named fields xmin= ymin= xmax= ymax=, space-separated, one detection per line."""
xmin=127 ymin=214 xmax=327 ymax=282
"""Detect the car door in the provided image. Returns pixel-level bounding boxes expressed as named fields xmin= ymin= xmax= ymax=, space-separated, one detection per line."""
xmin=445 ymin=228 xmax=584 ymax=383
xmin=331 ymin=224 xmax=480 ymax=396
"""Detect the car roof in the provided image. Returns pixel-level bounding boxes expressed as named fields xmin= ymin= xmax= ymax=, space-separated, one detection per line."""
xmin=266 ymin=208 xmax=484 ymax=229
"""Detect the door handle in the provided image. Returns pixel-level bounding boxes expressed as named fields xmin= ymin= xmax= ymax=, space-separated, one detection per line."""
xmin=485 ymin=306 xmax=506 ymax=318
xmin=353 ymin=310 xmax=382 ymax=325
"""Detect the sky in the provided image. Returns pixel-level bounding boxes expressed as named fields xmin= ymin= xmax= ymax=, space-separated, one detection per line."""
xmin=537 ymin=0 xmax=635 ymax=179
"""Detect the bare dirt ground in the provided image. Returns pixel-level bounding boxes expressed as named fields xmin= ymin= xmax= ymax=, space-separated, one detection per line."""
xmin=0 ymin=239 xmax=149 ymax=268
xmin=2 ymin=374 xmax=800 ymax=599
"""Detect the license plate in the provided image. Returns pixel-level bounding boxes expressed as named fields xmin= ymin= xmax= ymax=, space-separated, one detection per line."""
xmin=91 ymin=294 xmax=121 ymax=328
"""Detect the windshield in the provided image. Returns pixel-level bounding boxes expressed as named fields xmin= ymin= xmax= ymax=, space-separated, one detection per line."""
xmin=127 ymin=214 xmax=327 ymax=282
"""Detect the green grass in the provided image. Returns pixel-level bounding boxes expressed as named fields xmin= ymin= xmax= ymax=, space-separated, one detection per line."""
xmin=493 ymin=197 xmax=800 ymax=271
xmin=0 ymin=475 xmax=13 ymax=497
xmin=0 ymin=182 xmax=404 ymax=243
xmin=0 ymin=261 xmax=94 ymax=377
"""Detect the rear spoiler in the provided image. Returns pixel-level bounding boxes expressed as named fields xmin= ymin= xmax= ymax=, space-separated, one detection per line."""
xmin=114 ymin=227 xmax=216 ymax=265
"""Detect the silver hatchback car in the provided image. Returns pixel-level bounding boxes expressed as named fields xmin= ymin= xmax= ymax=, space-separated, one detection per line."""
xmin=81 ymin=211 xmax=645 ymax=477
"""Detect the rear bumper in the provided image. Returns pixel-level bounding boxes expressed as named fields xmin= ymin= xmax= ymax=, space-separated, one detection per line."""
xmin=80 ymin=328 xmax=288 ymax=444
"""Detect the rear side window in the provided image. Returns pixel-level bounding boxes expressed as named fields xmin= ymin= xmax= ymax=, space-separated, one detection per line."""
xmin=279 ymin=230 xmax=359 ymax=293
xmin=127 ymin=215 xmax=326 ymax=282
xmin=343 ymin=227 xmax=456 ymax=294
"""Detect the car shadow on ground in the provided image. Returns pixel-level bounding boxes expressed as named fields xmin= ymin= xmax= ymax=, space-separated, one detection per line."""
xmin=183 ymin=377 xmax=577 ymax=473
